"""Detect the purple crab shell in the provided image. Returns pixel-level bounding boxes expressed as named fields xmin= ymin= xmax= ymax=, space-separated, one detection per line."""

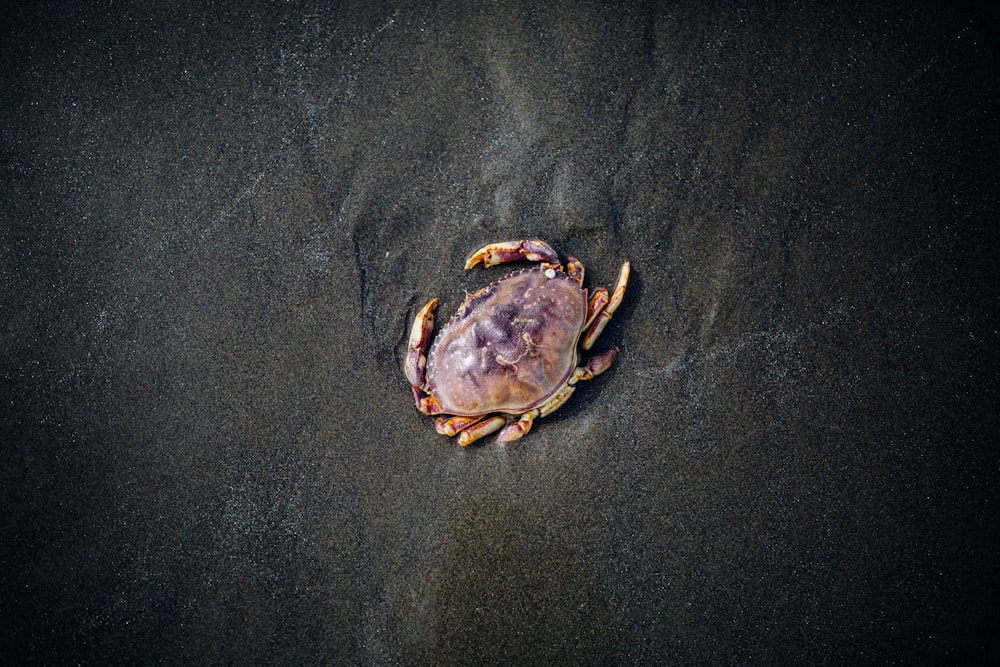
xmin=424 ymin=267 xmax=588 ymax=416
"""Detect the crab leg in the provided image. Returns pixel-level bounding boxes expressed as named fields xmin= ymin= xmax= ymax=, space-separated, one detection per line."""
xmin=576 ymin=347 xmax=619 ymax=379
xmin=581 ymin=261 xmax=630 ymax=350
xmin=584 ymin=288 xmax=610 ymax=330
xmin=464 ymin=239 xmax=560 ymax=270
xmin=565 ymin=257 xmax=585 ymax=286
xmin=496 ymin=411 xmax=537 ymax=443
xmin=539 ymin=387 xmax=574 ymax=417
xmin=413 ymin=390 xmax=443 ymax=416
xmin=457 ymin=415 xmax=510 ymax=446
xmin=435 ymin=414 xmax=486 ymax=436
xmin=405 ymin=298 xmax=438 ymax=388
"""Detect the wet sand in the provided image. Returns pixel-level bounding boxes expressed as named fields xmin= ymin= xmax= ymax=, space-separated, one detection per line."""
xmin=3 ymin=1 xmax=998 ymax=663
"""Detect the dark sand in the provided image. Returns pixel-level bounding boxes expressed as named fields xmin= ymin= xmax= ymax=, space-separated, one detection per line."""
xmin=3 ymin=1 xmax=998 ymax=663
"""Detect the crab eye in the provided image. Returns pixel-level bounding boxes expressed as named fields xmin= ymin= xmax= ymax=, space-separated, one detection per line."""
xmin=544 ymin=268 xmax=556 ymax=279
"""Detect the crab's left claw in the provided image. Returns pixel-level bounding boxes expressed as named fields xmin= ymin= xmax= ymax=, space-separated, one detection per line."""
xmin=405 ymin=298 xmax=438 ymax=388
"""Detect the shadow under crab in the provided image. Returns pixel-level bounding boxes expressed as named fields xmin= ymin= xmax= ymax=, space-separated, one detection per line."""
xmin=404 ymin=239 xmax=630 ymax=446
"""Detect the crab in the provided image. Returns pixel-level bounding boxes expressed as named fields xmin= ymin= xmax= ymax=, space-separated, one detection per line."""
xmin=404 ymin=239 xmax=630 ymax=446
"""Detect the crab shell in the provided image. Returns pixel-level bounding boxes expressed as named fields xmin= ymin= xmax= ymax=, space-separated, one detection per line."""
xmin=425 ymin=267 xmax=586 ymax=416
xmin=405 ymin=239 xmax=629 ymax=445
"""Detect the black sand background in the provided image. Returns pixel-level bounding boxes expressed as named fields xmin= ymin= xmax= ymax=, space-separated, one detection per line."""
xmin=3 ymin=1 xmax=998 ymax=663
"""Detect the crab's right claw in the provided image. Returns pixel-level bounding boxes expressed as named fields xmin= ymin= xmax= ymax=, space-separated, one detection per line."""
xmin=464 ymin=239 xmax=561 ymax=270
xmin=405 ymin=298 xmax=438 ymax=388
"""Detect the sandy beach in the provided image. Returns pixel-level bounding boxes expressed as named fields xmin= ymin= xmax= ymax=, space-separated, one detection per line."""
xmin=3 ymin=1 xmax=998 ymax=663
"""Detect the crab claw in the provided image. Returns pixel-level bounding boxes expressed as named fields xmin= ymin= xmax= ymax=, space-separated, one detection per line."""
xmin=464 ymin=239 xmax=561 ymax=270
xmin=405 ymin=298 xmax=438 ymax=388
